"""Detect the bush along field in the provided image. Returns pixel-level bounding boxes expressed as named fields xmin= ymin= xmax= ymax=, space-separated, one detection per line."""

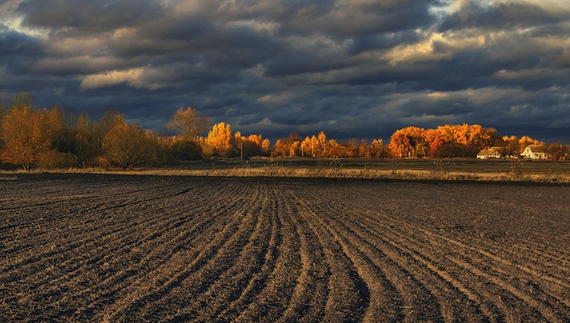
xmin=1 ymin=174 xmax=569 ymax=322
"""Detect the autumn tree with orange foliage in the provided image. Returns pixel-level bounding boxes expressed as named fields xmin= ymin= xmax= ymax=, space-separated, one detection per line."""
xmin=272 ymin=132 xmax=301 ymax=157
xmin=70 ymin=110 xmax=125 ymax=166
xmin=0 ymin=103 xmax=69 ymax=170
xmin=1 ymin=107 xmax=49 ymax=170
xmin=167 ymin=106 xmax=210 ymax=141
xmin=300 ymin=135 xmax=318 ymax=157
xmin=2 ymin=93 xmax=568 ymax=166
xmin=234 ymin=132 xmax=270 ymax=158
xmin=0 ymin=102 xmax=7 ymax=150
xmin=102 ymin=122 xmax=158 ymax=168
xmin=205 ymin=122 xmax=233 ymax=157
xmin=272 ymin=131 xmax=388 ymax=159
xmin=500 ymin=136 xmax=520 ymax=156
xmin=389 ymin=124 xmax=498 ymax=158
xmin=389 ymin=126 xmax=426 ymax=158
xmin=519 ymin=136 xmax=542 ymax=150
xmin=424 ymin=129 xmax=446 ymax=156
xmin=0 ymin=93 xmax=34 ymax=156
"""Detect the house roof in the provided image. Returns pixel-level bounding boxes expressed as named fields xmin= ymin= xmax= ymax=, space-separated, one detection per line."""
xmin=525 ymin=145 xmax=548 ymax=153
xmin=477 ymin=149 xmax=501 ymax=156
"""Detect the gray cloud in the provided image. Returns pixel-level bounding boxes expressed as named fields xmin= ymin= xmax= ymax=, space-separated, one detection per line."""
xmin=0 ymin=0 xmax=569 ymax=143
xmin=439 ymin=0 xmax=570 ymax=31
xmin=17 ymin=0 xmax=165 ymax=32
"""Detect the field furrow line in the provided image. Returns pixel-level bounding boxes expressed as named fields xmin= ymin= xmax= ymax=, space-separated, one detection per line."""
xmin=147 ymin=211 xmax=260 ymax=322
xmin=322 ymin=213 xmax=447 ymax=322
xmin=300 ymin=185 xmax=467 ymax=322
xmin=351 ymin=206 xmax=570 ymax=321
xmin=45 ymin=209 xmax=223 ymax=319
xmin=216 ymin=188 xmax=281 ymax=321
xmin=231 ymin=181 xmax=303 ymax=323
xmin=0 ymin=183 xmax=206 ymax=278
xmin=2 ymin=178 xmax=223 ymax=253
xmin=274 ymin=189 xmax=330 ymax=323
xmin=158 ymin=181 xmax=268 ymax=321
xmin=0 ymin=178 xmax=190 ymax=251
xmin=3 ymin=176 xmax=569 ymax=322
xmin=103 ymin=211 xmax=247 ymax=321
xmin=1 ymin=179 xmax=246 ymax=321
xmin=354 ymin=212 xmax=530 ymax=322
xmin=299 ymin=184 xmax=513 ymax=322
xmin=0 ymin=176 xmax=176 ymax=213
xmin=105 ymin=180 xmax=262 ymax=321
xmin=292 ymin=194 xmax=414 ymax=322
xmin=298 ymin=211 xmax=374 ymax=322
xmin=275 ymin=180 xmax=570 ymax=322
xmin=455 ymin=236 xmax=570 ymax=288
xmin=332 ymin=184 xmax=570 ymax=315
xmin=511 ymin=241 xmax=570 ymax=269
xmin=333 ymin=212 xmax=496 ymax=322
xmin=384 ymin=212 xmax=570 ymax=310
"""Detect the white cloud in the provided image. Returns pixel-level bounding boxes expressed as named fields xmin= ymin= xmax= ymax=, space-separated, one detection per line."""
xmin=224 ymin=19 xmax=280 ymax=35
xmin=80 ymin=69 xmax=144 ymax=90
xmin=257 ymin=93 xmax=292 ymax=107
xmin=0 ymin=0 xmax=47 ymax=38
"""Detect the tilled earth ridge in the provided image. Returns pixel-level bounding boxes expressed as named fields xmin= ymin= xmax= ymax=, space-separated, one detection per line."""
xmin=1 ymin=174 xmax=569 ymax=322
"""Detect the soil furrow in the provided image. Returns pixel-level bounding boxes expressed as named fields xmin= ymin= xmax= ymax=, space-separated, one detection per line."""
xmin=231 ymin=182 xmax=302 ymax=323
xmin=349 ymin=203 xmax=570 ymax=322
xmin=274 ymin=189 xmax=330 ymax=323
xmin=105 ymin=183 xmax=259 ymax=321
xmin=216 ymin=188 xmax=281 ymax=321
xmin=300 ymin=212 xmax=374 ymax=322
xmin=2 ymin=176 xmax=569 ymax=322
xmin=104 ymin=210 xmax=247 ymax=321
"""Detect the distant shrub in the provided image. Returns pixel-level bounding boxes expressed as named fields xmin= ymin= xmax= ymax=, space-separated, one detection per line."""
xmin=433 ymin=143 xmax=479 ymax=158
xmin=170 ymin=140 xmax=202 ymax=161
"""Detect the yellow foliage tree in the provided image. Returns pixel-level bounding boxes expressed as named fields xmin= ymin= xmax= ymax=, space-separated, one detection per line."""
xmin=102 ymin=123 xmax=157 ymax=168
xmin=167 ymin=106 xmax=210 ymax=140
xmin=389 ymin=126 xmax=426 ymax=158
xmin=235 ymin=132 xmax=270 ymax=158
xmin=0 ymin=107 xmax=56 ymax=170
xmin=206 ymin=122 xmax=233 ymax=157
xmin=519 ymin=136 xmax=541 ymax=151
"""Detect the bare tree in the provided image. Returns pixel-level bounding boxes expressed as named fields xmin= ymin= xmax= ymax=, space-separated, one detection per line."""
xmin=167 ymin=107 xmax=210 ymax=141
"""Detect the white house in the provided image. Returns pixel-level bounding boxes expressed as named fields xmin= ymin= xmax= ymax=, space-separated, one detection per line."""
xmin=521 ymin=145 xmax=550 ymax=159
xmin=477 ymin=147 xmax=502 ymax=159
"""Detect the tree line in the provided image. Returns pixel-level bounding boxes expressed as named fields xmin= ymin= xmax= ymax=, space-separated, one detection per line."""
xmin=1 ymin=93 xmax=568 ymax=170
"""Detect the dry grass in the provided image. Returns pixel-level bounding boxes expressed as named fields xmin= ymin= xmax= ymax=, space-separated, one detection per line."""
xmin=3 ymin=160 xmax=569 ymax=183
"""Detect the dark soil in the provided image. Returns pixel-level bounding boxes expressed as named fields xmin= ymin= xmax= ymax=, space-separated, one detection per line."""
xmin=1 ymin=174 xmax=569 ymax=322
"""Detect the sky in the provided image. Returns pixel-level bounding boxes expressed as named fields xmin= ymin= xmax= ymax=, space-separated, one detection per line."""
xmin=1 ymin=0 xmax=569 ymax=143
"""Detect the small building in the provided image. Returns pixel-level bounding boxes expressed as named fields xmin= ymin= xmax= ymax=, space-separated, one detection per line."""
xmin=477 ymin=148 xmax=502 ymax=159
xmin=521 ymin=145 xmax=550 ymax=159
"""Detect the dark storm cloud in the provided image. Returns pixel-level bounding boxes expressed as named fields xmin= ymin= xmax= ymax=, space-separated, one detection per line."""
xmin=347 ymin=30 xmax=422 ymax=56
xmin=275 ymin=0 xmax=440 ymax=38
xmin=439 ymin=0 xmax=570 ymax=31
xmin=1 ymin=0 xmax=570 ymax=143
xmin=17 ymin=0 xmax=165 ymax=32
xmin=0 ymin=28 xmax=44 ymax=74
xmin=0 ymin=27 xmax=41 ymax=56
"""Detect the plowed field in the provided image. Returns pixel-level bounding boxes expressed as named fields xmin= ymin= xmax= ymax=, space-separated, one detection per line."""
xmin=1 ymin=174 xmax=569 ymax=322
